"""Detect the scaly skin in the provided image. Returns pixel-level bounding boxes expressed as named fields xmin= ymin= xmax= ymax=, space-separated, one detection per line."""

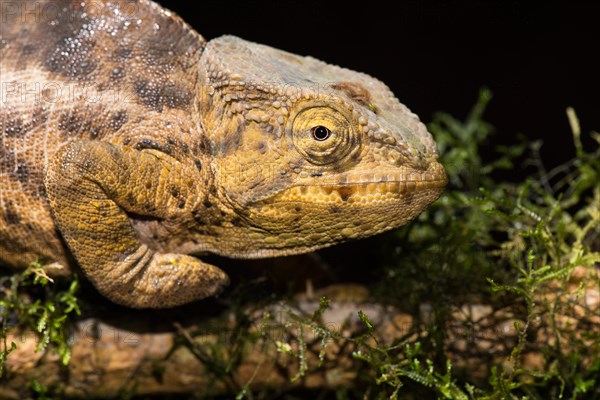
xmin=0 ymin=0 xmax=447 ymax=308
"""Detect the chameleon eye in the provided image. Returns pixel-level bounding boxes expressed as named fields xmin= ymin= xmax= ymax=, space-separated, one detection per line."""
xmin=311 ymin=126 xmax=331 ymax=141
xmin=288 ymin=103 xmax=360 ymax=165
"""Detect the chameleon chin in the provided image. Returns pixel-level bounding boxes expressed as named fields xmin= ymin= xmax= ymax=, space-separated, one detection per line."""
xmin=0 ymin=0 xmax=447 ymax=308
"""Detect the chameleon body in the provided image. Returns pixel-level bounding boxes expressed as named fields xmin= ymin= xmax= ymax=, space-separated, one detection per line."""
xmin=0 ymin=0 xmax=447 ymax=308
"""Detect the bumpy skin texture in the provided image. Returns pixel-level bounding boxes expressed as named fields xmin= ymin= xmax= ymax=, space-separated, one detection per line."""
xmin=0 ymin=0 xmax=447 ymax=308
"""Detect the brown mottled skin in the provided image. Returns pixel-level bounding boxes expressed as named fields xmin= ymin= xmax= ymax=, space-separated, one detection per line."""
xmin=0 ymin=0 xmax=447 ymax=308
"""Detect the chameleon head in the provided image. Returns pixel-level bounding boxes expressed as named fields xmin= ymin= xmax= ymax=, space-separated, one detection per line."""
xmin=199 ymin=36 xmax=447 ymax=257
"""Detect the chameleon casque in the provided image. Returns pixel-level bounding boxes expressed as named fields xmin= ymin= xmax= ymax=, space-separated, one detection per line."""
xmin=0 ymin=0 xmax=447 ymax=308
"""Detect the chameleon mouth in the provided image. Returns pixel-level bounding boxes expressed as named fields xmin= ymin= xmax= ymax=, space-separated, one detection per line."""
xmin=271 ymin=171 xmax=448 ymax=204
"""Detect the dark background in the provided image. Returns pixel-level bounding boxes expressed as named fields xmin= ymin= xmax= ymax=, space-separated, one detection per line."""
xmin=160 ymin=0 xmax=595 ymax=173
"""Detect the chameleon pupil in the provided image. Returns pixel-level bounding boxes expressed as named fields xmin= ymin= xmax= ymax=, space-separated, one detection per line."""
xmin=312 ymin=126 xmax=331 ymax=141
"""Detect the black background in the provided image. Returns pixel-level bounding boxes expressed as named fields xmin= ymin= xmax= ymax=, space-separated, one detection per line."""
xmin=160 ymin=0 xmax=596 ymax=173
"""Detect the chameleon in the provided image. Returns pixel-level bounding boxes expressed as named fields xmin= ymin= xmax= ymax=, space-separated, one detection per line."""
xmin=0 ymin=0 xmax=447 ymax=308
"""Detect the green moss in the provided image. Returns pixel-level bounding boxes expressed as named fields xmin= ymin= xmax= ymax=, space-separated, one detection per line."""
xmin=362 ymin=91 xmax=598 ymax=399
xmin=0 ymin=263 xmax=80 ymax=376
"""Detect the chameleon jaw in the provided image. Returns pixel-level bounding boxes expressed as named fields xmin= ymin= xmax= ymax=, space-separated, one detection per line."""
xmin=267 ymin=164 xmax=448 ymax=205
xmin=232 ymin=166 xmax=447 ymax=258
xmin=216 ymin=163 xmax=447 ymax=258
